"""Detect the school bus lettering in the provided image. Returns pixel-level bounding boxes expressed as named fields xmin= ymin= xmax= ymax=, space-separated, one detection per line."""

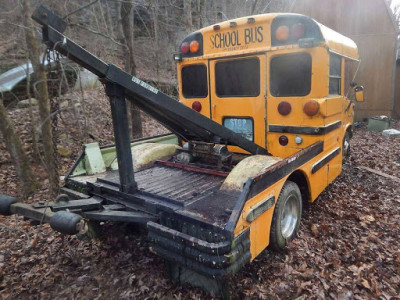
xmin=210 ymin=30 xmax=242 ymax=49
xmin=244 ymin=26 xmax=264 ymax=44
xmin=210 ymin=25 xmax=264 ymax=50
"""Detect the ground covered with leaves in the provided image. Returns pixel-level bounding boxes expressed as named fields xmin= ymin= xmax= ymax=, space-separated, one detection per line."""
xmin=0 ymin=93 xmax=399 ymax=299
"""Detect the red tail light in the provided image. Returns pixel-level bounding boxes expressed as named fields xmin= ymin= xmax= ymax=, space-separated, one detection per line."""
xmin=278 ymin=101 xmax=292 ymax=116
xmin=291 ymin=23 xmax=305 ymax=39
xmin=181 ymin=42 xmax=189 ymax=54
xmin=192 ymin=101 xmax=202 ymax=112
xmin=279 ymin=135 xmax=289 ymax=146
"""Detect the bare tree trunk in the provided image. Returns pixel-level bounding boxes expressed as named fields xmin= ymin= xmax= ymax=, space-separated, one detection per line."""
xmin=0 ymin=99 xmax=36 ymax=198
xmin=251 ymin=0 xmax=259 ymax=15
xmin=194 ymin=0 xmax=202 ymax=28
xmin=25 ymin=61 xmax=39 ymax=162
xmin=199 ymin=0 xmax=205 ymax=28
xmin=183 ymin=0 xmax=193 ymax=33
xmin=121 ymin=1 xmax=137 ymax=75
xmin=210 ymin=1 xmax=218 ymax=24
xmin=152 ymin=0 xmax=160 ymax=81
xmin=120 ymin=1 xmax=143 ymax=140
xmin=21 ymin=0 xmax=59 ymax=197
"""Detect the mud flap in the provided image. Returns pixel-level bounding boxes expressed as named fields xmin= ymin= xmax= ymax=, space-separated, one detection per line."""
xmin=165 ymin=261 xmax=231 ymax=299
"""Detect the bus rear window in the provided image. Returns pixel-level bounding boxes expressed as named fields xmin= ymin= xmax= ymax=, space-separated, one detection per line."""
xmin=270 ymin=53 xmax=312 ymax=97
xmin=215 ymin=58 xmax=260 ymax=97
xmin=182 ymin=65 xmax=208 ymax=98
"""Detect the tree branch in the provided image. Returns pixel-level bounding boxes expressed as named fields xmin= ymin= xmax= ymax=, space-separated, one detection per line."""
xmin=63 ymin=0 xmax=100 ymax=19
xmin=69 ymin=23 xmax=124 ymax=46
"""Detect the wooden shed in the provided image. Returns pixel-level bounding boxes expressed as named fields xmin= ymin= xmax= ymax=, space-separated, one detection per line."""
xmin=292 ymin=0 xmax=399 ymax=120
xmin=395 ymin=57 xmax=400 ymax=117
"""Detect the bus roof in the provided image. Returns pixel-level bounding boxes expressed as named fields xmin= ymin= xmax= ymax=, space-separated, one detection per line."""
xmin=317 ymin=23 xmax=359 ymax=60
xmin=187 ymin=13 xmax=359 ymax=60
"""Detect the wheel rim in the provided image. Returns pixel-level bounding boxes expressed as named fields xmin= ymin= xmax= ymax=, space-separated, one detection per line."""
xmin=343 ymin=138 xmax=350 ymax=157
xmin=280 ymin=195 xmax=300 ymax=239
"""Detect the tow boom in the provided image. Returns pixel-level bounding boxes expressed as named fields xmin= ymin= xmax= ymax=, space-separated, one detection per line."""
xmin=33 ymin=6 xmax=268 ymax=156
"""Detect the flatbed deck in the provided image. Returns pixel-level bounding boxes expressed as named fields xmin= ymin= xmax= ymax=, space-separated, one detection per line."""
xmin=67 ymin=162 xmax=237 ymax=229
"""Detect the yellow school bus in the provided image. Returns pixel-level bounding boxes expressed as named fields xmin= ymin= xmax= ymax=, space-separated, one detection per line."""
xmin=175 ymin=14 xmax=363 ymax=260
xmin=0 ymin=7 xmax=366 ymax=298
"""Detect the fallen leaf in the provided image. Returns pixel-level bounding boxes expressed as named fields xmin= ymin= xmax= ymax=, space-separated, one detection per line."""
xmin=361 ymin=279 xmax=371 ymax=290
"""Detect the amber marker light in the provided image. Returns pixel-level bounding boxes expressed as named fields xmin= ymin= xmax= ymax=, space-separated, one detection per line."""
xmin=192 ymin=101 xmax=202 ymax=112
xmin=303 ymin=100 xmax=320 ymax=116
xmin=190 ymin=41 xmax=199 ymax=53
xmin=276 ymin=25 xmax=289 ymax=41
xmin=278 ymin=101 xmax=292 ymax=116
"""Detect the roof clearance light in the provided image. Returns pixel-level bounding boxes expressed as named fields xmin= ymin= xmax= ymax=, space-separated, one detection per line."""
xmin=291 ymin=23 xmax=306 ymax=39
xmin=181 ymin=42 xmax=189 ymax=54
xmin=192 ymin=101 xmax=202 ymax=112
xmin=276 ymin=25 xmax=290 ymax=42
xmin=303 ymin=100 xmax=320 ymax=116
xmin=278 ymin=101 xmax=292 ymax=116
xmin=190 ymin=40 xmax=199 ymax=53
xmin=247 ymin=17 xmax=256 ymax=24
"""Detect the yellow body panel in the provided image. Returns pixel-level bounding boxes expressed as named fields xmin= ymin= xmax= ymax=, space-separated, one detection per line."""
xmin=176 ymin=13 xmax=359 ymax=261
xmin=178 ymin=59 xmax=212 ymax=118
xmin=237 ymin=178 xmax=286 ymax=258
xmin=209 ymin=54 xmax=267 ymax=147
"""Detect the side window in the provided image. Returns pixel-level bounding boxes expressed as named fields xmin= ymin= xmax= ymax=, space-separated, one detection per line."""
xmin=215 ymin=58 xmax=260 ymax=97
xmin=270 ymin=53 xmax=312 ymax=97
xmin=329 ymin=54 xmax=342 ymax=95
xmin=181 ymin=64 xmax=208 ymax=98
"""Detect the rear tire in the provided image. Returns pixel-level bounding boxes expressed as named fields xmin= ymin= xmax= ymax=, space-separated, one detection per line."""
xmin=270 ymin=181 xmax=302 ymax=251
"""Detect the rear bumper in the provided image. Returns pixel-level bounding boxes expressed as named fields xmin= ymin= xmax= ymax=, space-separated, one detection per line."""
xmin=147 ymin=221 xmax=250 ymax=278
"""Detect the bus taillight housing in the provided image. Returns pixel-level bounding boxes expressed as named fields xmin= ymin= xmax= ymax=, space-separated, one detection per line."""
xmin=177 ymin=32 xmax=203 ymax=59
xmin=271 ymin=15 xmax=324 ymax=47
